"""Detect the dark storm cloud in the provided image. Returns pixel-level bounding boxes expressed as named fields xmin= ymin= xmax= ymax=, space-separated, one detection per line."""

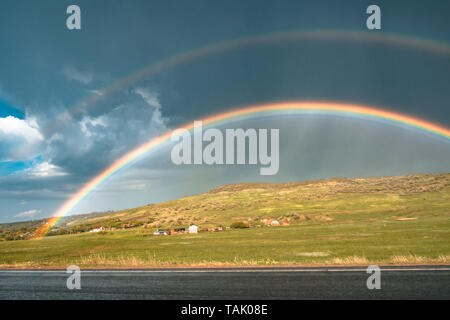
xmin=44 ymin=87 xmax=167 ymax=176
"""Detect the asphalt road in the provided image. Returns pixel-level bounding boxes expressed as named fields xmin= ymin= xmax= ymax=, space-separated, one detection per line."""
xmin=0 ymin=266 xmax=449 ymax=299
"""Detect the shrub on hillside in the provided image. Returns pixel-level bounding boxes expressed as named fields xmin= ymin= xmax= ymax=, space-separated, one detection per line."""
xmin=230 ymin=221 xmax=249 ymax=229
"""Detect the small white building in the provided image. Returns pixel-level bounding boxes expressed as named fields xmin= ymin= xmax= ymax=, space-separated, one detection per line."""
xmin=188 ymin=225 xmax=198 ymax=234
xmin=270 ymin=220 xmax=280 ymax=226
xmin=89 ymin=226 xmax=104 ymax=233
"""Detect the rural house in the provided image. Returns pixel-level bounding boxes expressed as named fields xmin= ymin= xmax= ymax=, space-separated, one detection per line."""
xmin=89 ymin=226 xmax=104 ymax=233
xmin=188 ymin=225 xmax=198 ymax=234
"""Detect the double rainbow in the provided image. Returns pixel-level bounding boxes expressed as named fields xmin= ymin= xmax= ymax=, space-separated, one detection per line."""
xmin=34 ymin=101 xmax=450 ymax=238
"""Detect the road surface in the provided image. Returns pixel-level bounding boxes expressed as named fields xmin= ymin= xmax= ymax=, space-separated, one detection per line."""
xmin=0 ymin=266 xmax=449 ymax=299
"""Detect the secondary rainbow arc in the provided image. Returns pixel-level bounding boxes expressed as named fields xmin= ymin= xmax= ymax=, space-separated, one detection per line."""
xmin=38 ymin=30 xmax=450 ymax=138
xmin=34 ymin=102 xmax=450 ymax=238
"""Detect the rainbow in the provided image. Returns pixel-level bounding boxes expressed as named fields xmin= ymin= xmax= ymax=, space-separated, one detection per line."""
xmin=34 ymin=101 xmax=450 ymax=238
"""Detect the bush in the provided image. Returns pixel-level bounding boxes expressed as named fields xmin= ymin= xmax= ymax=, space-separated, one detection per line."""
xmin=230 ymin=221 xmax=249 ymax=229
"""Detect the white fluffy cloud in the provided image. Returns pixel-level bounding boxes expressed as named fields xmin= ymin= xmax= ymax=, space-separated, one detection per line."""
xmin=134 ymin=87 xmax=166 ymax=127
xmin=134 ymin=87 xmax=161 ymax=109
xmin=62 ymin=65 xmax=93 ymax=84
xmin=0 ymin=116 xmax=43 ymax=161
xmin=15 ymin=209 xmax=41 ymax=217
xmin=80 ymin=115 xmax=107 ymax=137
xmin=24 ymin=161 xmax=68 ymax=177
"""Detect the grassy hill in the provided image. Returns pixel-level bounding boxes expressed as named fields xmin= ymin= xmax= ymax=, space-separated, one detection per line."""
xmin=0 ymin=173 xmax=449 ymax=267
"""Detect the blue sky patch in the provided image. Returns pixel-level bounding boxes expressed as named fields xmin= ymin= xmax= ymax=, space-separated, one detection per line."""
xmin=0 ymin=99 xmax=24 ymax=119
xmin=0 ymin=156 xmax=42 ymax=176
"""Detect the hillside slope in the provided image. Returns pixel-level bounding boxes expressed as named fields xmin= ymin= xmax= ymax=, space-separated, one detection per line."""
xmin=1 ymin=173 xmax=450 ymax=239
xmin=54 ymin=173 xmax=450 ymax=232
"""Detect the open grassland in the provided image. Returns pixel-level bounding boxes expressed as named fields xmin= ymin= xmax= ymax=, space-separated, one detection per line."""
xmin=0 ymin=217 xmax=448 ymax=267
xmin=0 ymin=173 xmax=449 ymax=267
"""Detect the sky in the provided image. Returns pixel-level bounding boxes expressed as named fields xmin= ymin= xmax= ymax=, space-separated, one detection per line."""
xmin=0 ymin=0 xmax=449 ymax=222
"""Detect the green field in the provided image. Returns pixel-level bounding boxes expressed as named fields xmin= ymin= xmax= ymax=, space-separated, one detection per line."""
xmin=0 ymin=173 xmax=449 ymax=267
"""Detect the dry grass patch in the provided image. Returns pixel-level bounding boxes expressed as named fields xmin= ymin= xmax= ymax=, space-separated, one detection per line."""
xmin=390 ymin=254 xmax=450 ymax=264
xmin=76 ymin=253 xmax=164 ymax=267
xmin=295 ymin=252 xmax=330 ymax=257
xmin=325 ymin=256 xmax=369 ymax=265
